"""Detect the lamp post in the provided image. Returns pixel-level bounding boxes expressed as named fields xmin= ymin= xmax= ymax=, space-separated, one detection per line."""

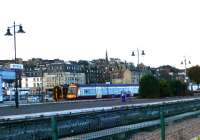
xmin=39 ymin=66 xmax=46 ymax=102
xmin=5 ymin=22 xmax=25 ymax=108
xmin=181 ymin=56 xmax=191 ymax=83
xmin=131 ymin=49 xmax=145 ymax=83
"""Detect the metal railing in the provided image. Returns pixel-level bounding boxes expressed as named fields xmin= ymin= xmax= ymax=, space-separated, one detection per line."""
xmin=1 ymin=99 xmax=200 ymax=140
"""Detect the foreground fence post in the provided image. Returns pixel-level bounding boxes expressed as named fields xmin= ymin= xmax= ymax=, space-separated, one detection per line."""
xmin=51 ymin=116 xmax=58 ymax=140
xmin=160 ymin=106 xmax=165 ymax=140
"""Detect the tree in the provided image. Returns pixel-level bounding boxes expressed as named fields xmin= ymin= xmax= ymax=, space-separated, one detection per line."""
xmin=169 ymin=80 xmax=187 ymax=96
xmin=188 ymin=65 xmax=200 ymax=89
xmin=159 ymin=80 xmax=173 ymax=97
xmin=139 ymin=75 xmax=160 ymax=98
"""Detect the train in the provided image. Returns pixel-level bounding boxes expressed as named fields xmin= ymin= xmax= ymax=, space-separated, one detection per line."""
xmin=53 ymin=84 xmax=68 ymax=101
xmin=53 ymin=83 xmax=139 ymax=100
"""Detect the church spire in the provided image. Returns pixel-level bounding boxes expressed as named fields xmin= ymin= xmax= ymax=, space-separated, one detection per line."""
xmin=105 ymin=49 xmax=109 ymax=64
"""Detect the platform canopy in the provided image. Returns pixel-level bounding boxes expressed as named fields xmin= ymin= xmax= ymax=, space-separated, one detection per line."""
xmin=0 ymin=69 xmax=16 ymax=102
xmin=0 ymin=69 xmax=16 ymax=81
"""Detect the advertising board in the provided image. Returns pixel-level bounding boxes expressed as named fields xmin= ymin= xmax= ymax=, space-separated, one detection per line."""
xmin=10 ymin=64 xmax=23 ymax=70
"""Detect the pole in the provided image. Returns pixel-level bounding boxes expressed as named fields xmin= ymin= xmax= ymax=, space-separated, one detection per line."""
xmin=137 ymin=48 xmax=139 ymax=66
xmin=14 ymin=21 xmax=19 ymax=108
xmin=51 ymin=116 xmax=58 ymax=140
xmin=184 ymin=57 xmax=187 ymax=82
xmin=88 ymin=65 xmax=91 ymax=84
xmin=41 ymin=68 xmax=44 ymax=102
xmin=137 ymin=48 xmax=141 ymax=82
xmin=160 ymin=106 xmax=165 ymax=140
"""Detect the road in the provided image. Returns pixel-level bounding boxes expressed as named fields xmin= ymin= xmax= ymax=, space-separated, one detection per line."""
xmin=0 ymin=96 xmax=199 ymax=116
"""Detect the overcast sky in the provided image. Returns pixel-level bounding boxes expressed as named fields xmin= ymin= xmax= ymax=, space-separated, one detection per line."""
xmin=0 ymin=0 xmax=200 ymax=68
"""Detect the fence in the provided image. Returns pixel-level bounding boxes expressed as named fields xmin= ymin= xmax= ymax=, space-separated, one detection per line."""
xmin=62 ymin=107 xmax=200 ymax=140
xmin=1 ymin=99 xmax=200 ymax=140
xmin=129 ymin=108 xmax=200 ymax=140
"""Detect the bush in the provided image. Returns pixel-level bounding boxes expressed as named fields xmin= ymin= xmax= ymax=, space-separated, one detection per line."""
xmin=139 ymin=75 xmax=160 ymax=98
xmin=169 ymin=80 xmax=187 ymax=96
xmin=159 ymin=80 xmax=173 ymax=97
xmin=139 ymin=75 xmax=188 ymax=98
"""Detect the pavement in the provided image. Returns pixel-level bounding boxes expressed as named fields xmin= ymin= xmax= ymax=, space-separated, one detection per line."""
xmin=0 ymin=96 xmax=199 ymax=116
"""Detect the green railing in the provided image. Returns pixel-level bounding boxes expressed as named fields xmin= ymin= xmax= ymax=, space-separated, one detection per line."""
xmin=1 ymin=99 xmax=200 ymax=140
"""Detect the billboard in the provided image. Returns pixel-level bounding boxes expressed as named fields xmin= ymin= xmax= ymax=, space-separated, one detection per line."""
xmin=10 ymin=64 xmax=23 ymax=70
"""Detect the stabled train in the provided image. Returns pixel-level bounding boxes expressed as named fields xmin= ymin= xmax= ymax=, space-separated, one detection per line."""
xmin=53 ymin=83 xmax=139 ymax=101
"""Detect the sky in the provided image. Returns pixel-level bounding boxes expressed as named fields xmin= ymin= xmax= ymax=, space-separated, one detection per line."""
xmin=0 ymin=0 xmax=200 ymax=69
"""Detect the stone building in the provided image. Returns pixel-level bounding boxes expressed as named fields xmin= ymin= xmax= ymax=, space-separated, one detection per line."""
xmin=43 ymin=62 xmax=86 ymax=89
xmin=112 ymin=69 xmax=132 ymax=84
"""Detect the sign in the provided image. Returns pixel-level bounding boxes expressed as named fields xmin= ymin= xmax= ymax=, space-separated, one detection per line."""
xmin=106 ymin=82 xmax=111 ymax=84
xmin=10 ymin=64 xmax=23 ymax=70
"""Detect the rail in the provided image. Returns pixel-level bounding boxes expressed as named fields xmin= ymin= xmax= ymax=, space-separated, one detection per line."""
xmin=1 ymin=98 xmax=200 ymax=140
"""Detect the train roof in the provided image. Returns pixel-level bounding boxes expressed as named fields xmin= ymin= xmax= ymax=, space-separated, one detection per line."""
xmin=69 ymin=83 xmax=139 ymax=87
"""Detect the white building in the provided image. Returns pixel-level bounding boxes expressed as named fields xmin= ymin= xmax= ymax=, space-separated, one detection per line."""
xmin=21 ymin=76 xmax=42 ymax=93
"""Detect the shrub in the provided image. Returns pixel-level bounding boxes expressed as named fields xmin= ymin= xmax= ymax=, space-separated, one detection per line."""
xmin=139 ymin=75 xmax=160 ymax=98
xmin=169 ymin=80 xmax=187 ymax=96
xmin=159 ymin=80 xmax=173 ymax=97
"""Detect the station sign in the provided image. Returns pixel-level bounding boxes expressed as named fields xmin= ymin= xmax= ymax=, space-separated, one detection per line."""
xmin=10 ymin=64 xmax=23 ymax=70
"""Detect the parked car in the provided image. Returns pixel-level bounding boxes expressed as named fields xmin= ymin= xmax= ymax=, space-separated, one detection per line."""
xmin=27 ymin=96 xmax=40 ymax=103
xmin=3 ymin=95 xmax=10 ymax=101
xmin=44 ymin=95 xmax=54 ymax=102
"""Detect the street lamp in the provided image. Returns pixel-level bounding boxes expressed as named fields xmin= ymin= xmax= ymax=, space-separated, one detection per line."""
xmin=5 ymin=21 xmax=25 ymax=108
xmin=181 ymin=56 xmax=191 ymax=83
xmin=39 ymin=66 xmax=46 ymax=102
xmin=131 ymin=48 xmax=145 ymax=83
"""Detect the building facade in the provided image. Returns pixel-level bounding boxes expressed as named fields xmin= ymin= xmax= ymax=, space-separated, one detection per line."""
xmin=112 ymin=69 xmax=132 ymax=84
xmin=21 ymin=76 xmax=42 ymax=93
xmin=43 ymin=62 xmax=86 ymax=89
xmin=43 ymin=72 xmax=85 ymax=89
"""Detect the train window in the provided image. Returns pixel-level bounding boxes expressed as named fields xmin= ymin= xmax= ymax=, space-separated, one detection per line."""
xmin=68 ymin=87 xmax=76 ymax=93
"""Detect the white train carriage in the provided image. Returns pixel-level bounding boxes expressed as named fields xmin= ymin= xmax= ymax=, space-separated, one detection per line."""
xmin=67 ymin=83 xmax=139 ymax=99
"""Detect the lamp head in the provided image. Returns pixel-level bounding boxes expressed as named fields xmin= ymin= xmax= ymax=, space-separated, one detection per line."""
xmin=5 ymin=28 xmax=12 ymax=36
xmin=17 ymin=25 xmax=25 ymax=33
xmin=131 ymin=51 xmax=135 ymax=56
xmin=142 ymin=50 xmax=145 ymax=55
